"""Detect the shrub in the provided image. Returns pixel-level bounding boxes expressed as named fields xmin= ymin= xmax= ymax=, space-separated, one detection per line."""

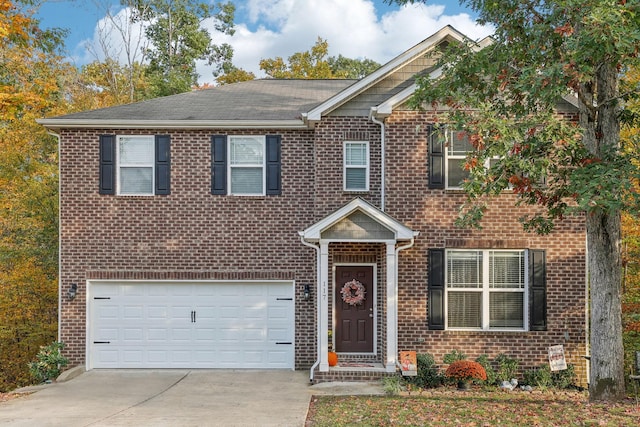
xmin=522 ymin=364 xmax=576 ymax=389
xmin=523 ymin=365 xmax=553 ymax=389
xmin=404 ymin=353 xmax=444 ymax=389
xmin=28 ymin=342 xmax=68 ymax=383
xmin=552 ymin=364 xmax=576 ymax=389
xmin=443 ymin=349 xmax=467 ymax=364
xmin=475 ymin=354 xmax=497 ymax=385
xmin=495 ymin=353 xmax=519 ymax=383
xmin=382 ymin=375 xmax=404 ymax=396
xmin=445 ymin=360 xmax=487 ymax=382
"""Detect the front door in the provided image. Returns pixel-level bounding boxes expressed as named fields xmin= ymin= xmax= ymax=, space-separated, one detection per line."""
xmin=335 ymin=265 xmax=374 ymax=353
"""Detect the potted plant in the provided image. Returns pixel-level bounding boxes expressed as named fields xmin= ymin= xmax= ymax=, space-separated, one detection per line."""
xmin=445 ymin=360 xmax=487 ymax=390
xmin=327 ymin=330 xmax=338 ymax=366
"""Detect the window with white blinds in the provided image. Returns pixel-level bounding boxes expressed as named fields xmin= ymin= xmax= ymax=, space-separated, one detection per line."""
xmin=117 ymin=136 xmax=154 ymax=195
xmin=344 ymin=141 xmax=369 ymax=191
xmin=229 ymin=136 xmax=265 ymax=195
xmin=446 ymin=250 xmax=527 ymax=330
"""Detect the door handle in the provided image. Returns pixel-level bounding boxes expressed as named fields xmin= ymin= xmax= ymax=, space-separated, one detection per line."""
xmin=191 ymin=310 xmax=196 ymax=323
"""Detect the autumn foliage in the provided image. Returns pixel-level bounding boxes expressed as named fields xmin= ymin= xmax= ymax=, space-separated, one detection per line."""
xmin=0 ymin=0 xmax=72 ymax=392
xmin=444 ymin=360 xmax=488 ymax=382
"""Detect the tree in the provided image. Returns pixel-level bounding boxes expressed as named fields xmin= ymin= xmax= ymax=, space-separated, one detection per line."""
xmin=328 ymin=55 xmax=380 ymax=79
xmin=82 ymin=0 xmax=152 ymax=104
xmin=260 ymin=37 xmax=334 ymax=79
xmin=389 ymin=0 xmax=640 ymax=400
xmin=259 ymin=37 xmax=381 ymax=79
xmin=1 ymin=0 xmax=70 ymax=391
xmin=215 ymin=64 xmax=255 ymax=85
xmin=128 ymin=0 xmax=236 ymax=96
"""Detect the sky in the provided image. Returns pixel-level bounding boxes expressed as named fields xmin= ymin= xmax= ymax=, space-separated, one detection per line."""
xmin=36 ymin=0 xmax=493 ymax=85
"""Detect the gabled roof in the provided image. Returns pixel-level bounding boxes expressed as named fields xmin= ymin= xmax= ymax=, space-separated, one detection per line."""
xmin=304 ymin=25 xmax=471 ymax=124
xmin=38 ymin=79 xmax=355 ymax=130
xmin=299 ymin=198 xmax=419 ymax=242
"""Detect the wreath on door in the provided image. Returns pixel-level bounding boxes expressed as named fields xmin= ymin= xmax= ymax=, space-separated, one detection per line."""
xmin=340 ymin=279 xmax=366 ymax=306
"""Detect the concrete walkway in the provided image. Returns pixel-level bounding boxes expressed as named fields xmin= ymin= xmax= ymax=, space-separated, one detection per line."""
xmin=0 ymin=370 xmax=383 ymax=426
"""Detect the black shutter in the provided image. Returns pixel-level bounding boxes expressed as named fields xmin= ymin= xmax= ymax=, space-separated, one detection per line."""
xmin=529 ymin=249 xmax=547 ymax=331
xmin=428 ymin=124 xmax=445 ymax=189
xmin=155 ymin=135 xmax=171 ymax=195
xmin=211 ymin=135 xmax=227 ymax=195
xmin=265 ymin=135 xmax=281 ymax=195
xmin=428 ymin=248 xmax=446 ymax=330
xmin=99 ymin=135 xmax=116 ymax=195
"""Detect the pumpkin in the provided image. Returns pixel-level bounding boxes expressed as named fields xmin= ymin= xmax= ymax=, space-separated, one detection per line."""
xmin=328 ymin=351 xmax=338 ymax=367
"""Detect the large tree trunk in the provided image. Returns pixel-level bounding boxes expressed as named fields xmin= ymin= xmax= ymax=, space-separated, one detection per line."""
xmin=587 ymin=212 xmax=625 ymax=401
xmin=582 ymin=61 xmax=626 ymax=401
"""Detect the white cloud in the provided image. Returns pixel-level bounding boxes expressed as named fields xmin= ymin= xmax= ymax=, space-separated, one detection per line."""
xmin=201 ymin=0 xmax=492 ymax=83
xmin=79 ymin=0 xmax=493 ymax=85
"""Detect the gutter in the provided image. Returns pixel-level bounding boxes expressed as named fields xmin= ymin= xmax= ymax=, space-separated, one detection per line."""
xmin=35 ymin=118 xmax=310 ymax=130
xmin=299 ymin=233 xmax=322 ymax=382
xmin=369 ymin=109 xmax=385 ymax=211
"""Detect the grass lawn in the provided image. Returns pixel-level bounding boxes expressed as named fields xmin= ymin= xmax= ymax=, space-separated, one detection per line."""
xmin=306 ymin=388 xmax=640 ymax=426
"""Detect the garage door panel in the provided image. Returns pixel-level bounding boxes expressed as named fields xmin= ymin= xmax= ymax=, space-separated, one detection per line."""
xmin=90 ymin=282 xmax=294 ymax=369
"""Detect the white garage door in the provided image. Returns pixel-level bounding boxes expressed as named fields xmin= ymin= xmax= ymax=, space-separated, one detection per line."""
xmin=88 ymin=281 xmax=294 ymax=369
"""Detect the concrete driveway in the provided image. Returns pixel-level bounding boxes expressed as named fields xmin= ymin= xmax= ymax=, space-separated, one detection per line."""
xmin=0 ymin=369 xmax=384 ymax=426
xmin=1 ymin=370 xmax=306 ymax=426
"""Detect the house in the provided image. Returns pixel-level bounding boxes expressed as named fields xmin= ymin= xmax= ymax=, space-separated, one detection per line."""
xmin=38 ymin=26 xmax=588 ymax=385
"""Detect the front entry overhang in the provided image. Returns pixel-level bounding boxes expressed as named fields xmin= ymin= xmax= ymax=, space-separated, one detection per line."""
xmin=298 ymin=198 xmax=419 ymax=376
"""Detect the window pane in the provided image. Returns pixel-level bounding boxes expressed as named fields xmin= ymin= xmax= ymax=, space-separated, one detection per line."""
xmin=120 ymin=167 xmax=153 ymax=194
xmin=447 ymin=251 xmax=482 ymax=288
xmin=230 ymin=137 xmax=263 ymax=165
xmin=490 ymin=251 xmax=525 ymax=288
xmin=231 ymin=168 xmax=263 ymax=194
xmin=345 ymin=168 xmax=366 ymax=190
xmin=346 ymin=143 xmax=367 ymax=165
xmin=447 ymin=159 xmax=469 ymax=188
xmin=448 ymin=291 xmax=482 ymax=328
xmin=448 ymin=130 xmax=473 ymax=155
xmin=119 ymin=137 xmax=153 ymax=164
xmin=490 ymin=292 xmax=524 ymax=328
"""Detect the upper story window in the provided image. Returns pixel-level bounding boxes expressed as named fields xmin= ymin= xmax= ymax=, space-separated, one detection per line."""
xmin=229 ymin=136 xmax=265 ymax=195
xmin=211 ymin=135 xmax=281 ymax=196
xmin=446 ymin=249 xmax=527 ymax=331
xmin=99 ymin=134 xmax=171 ymax=196
xmin=445 ymin=130 xmax=474 ymax=189
xmin=428 ymin=126 xmax=499 ymax=190
xmin=344 ymin=141 xmax=369 ymax=191
xmin=118 ymin=136 xmax=155 ymax=195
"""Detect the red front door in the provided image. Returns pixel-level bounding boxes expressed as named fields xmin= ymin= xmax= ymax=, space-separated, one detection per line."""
xmin=335 ymin=265 xmax=374 ymax=353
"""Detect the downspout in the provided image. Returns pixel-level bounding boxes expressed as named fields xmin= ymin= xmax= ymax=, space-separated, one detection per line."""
xmin=370 ymin=109 xmax=385 ymax=211
xmin=48 ymin=130 xmax=62 ymax=344
xmin=299 ymin=233 xmax=321 ymax=382
xmin=393 ymin=234 xmax=418 ymax=369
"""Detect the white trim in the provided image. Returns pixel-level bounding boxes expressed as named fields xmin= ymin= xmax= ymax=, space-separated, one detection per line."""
xmin=444 ymin=249 xmax=529 ymax=332
xmin=228 ymin=135 xmax=267 ymax=196
xmin=36 ymin=119 xmax=308 ymax=130
xmin=343 ymin=141 xmax=370 ymax=192
xmin=333 ymin=263 xmax=378 ymax=356
xmin=319 ymin=242 xmax=330 ymax=371
xmin=116 ymin=135 xmax=155 ymax=196
xmin=300 ymin=198 xmax=418 ymax=242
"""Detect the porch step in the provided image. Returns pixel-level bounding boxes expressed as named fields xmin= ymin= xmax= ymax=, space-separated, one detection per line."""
xmin=312 ymin=363 xmax=396 ymax=384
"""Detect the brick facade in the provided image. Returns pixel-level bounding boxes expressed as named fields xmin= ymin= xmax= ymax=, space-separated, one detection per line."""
xmin=58 ymin=107 xmax=587 ymax=385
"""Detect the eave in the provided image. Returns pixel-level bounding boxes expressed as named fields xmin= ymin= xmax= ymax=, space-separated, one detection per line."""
xmin=36 ymin=119 xmax=310 ymax=131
